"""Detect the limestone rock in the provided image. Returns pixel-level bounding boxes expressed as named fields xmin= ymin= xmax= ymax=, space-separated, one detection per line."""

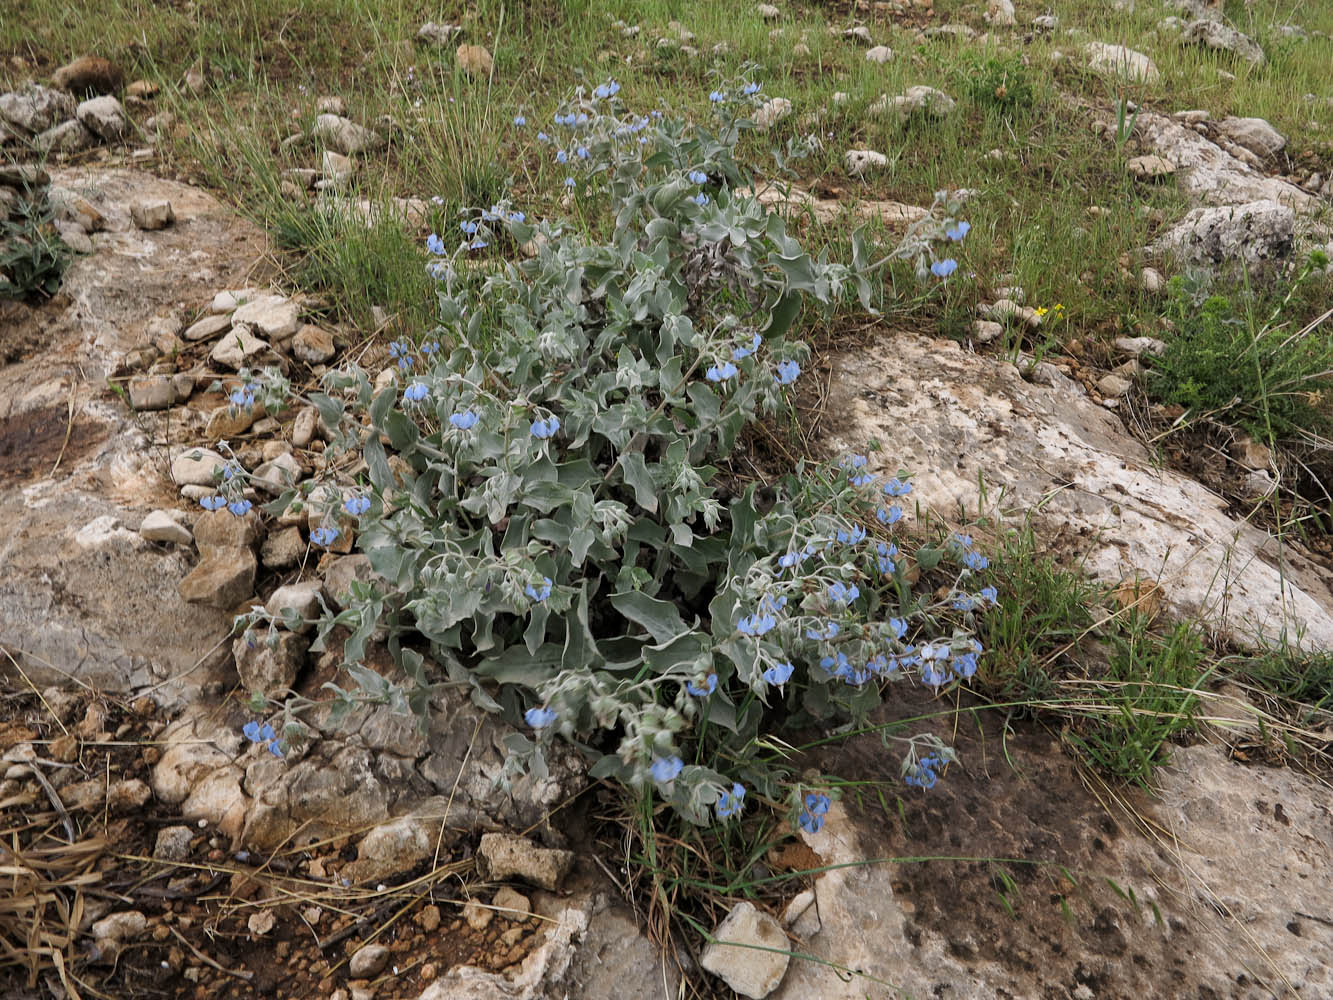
xmin=456 ymin=44 xmax=493 ymax=77
xmin=844 ymin=149 xmax=888 ymax=177
xmin=76 ymin=95 xmax=129 ymax=142
xmin=251 ymin=452 xmax=303 ymax=496
xmin=1115 ymin=335 xmax=1166 ymax=357
xmin=170 ymin=448 xmax=227 ymax=487
xmin=311 ymin=113 xmax=384 ymax=156
xmin=700 ymin=901 xmax=790 ymax=998
xmin=291 ymin=405 xmax=319 ymax=447
xmin=233 ymin=629 xmax=308 ymax=692
xmin=321 ymin=150 xmax=354 ymax=183
xmin=128 ymin=374 xmax=190 ymax=410
xmin=204 ymin=404 xmax=256 ymax=439
xmin=417 ymin=22 xmax=462 ymax=46
xmin=864 ymin=45 xmax=893 ymax=64
xmin=1181 ymin=19 xmax=1265 ymax=65
xmin=211 ymin=326 xmax=270 ymax=369
xmin=130 ymin=198 xmax=174 ymax=230
xmin=493 ymin=886 xmax=531 ymax=920
xmin=192 ymin=508 xmax=262 ymax=554
xmin=1128 ymin=155 xmax=1175 ymax=179
xmin=476 ymin=832 xmax=575 ymax=890
xmin=323 ymin=554 xmax=384 ymax=608
xmin=1213 ymin=116 xmax=1285 ymax=161
xmin=1084 ymin=42 xmax=1160 ymax=83
xmin=756 ymin=3 xmax=781 ymax=18
xmin=210 ymin=288 xmax=264 ymax=313
xmin=260 ymin=526 xmax=305 ymax=569
xmin=1097 ymin=373 xmax=1133 ymax=397
xmin=153 ymin=825 xmax=194 ymax=861
xmin=985 ymin=0 xmax=1017 ymax=27
xmin=871 ymin=85 xmax=956 ymax=120
xmin=1147 ymin=199 xmax=1294 ymax=277
xmin=32 ymin=119 xmax=97 ymax=155
xmin=232 ymin=293 xmax=300 ymax=339
xmin=140 ymin=510 xmax=192 ymax=546
xmin=292 ymin=323 xmax=335 ymax=363
xmin=52 ymin=55 xmax=124 ymax=96
xmin=91 ymin=911 xmax=146 ymax=961
xmin=0 ymin=84 xmax=76 ymax=133
xmin=349 ymin=944 xmax=391 ymax=979
xmin=266 ymin=581 xmax=324 ymax=632
xmin=972 ymin=320 xmax=1004 ymax=343
xmin=179 ymin=548 xmax=257 ymax=608
xmin=754 ymin=97 xmax=792 ymax=130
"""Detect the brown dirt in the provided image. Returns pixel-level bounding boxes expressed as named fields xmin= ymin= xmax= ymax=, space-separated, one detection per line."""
xmin=0 ymin=402 xmax=106 ymax=487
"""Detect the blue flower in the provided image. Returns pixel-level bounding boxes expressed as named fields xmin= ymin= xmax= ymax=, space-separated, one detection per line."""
xmin=449 ymin=409 xmax=479 ymax=430
xmin=229 ymin=386 xmax=255 ymax=408
xmin=513 ymin=114 xmax=527 ymax=126
xmin=422 ymin=340 xmax=441 ymax=354
xmin=980 ymin=585 xmax=998 ymax=604
xmin=228 ymin=499 xmax=252 ymax=517
xmin=460 ymin=220 xmax=479 ymax=235
xmin=827 ymin=581 xmax=860 ymax=604
xmin=576 ymin=145 xmax=589 ymax=159
xmin=763 ymin=661 xmax=794 ymax=686
xmin=343 ymin=496 xmax=371 ymax=517
xmin=709 ymin=90 xmax=724 ymax=103
xmin=311 ymin=526 xmax=340 ymax=547
xmin=556 ymin=149 xmax=568 ymax=164
xmin=243 ymin=721 xmax=282 ymax=757
xmin=806 ymin=621 xmax=840 ymax=641
xmin=799 ymin=811 xmax=825 ymax=834
xmin=945 ymin=220 xmax=970 ymax=241
xmin=530 ymin=416 xmax=561 ymax=439
xmin=403 ymin=382 xmax=429 ymax=402
xmin=737 ymin=612 xmax=777 ymax=636
xmin=693 ymin=192 xmax=709 ymax=206
xmin=509 ymin=210 xmax=525 ymax=223
xmin=877 ymin=505 xmax=903 ymax=526
xmin=730 ymin=333 xmax=762 ymax=361
xmin=799 ymin=792 xmax=831 ymax=834
xmin=593 ymin=80 xmax=621 ymax=99
xmin=931 ymin=258 xmax=958 ymax=278
xmin=778 ymin=551 xmax=804 ymax=570
xmin=536 ymin=130 xmax=550 ymax=142
xmin=715 ymin=782 xmax=746 ymax=819
xmin=952 ymin=594 xmax=976 ymax=611
xmin=686 ymin=674 xmax=717 ymax=697
xmin=687 ymin=169 xmax=708 ymax=184
xmin=775 ymin=360 xmax=801 ymax=385
xmin=575 ymin=113 xmax=588 ymax=125
xmin=876 ymin=542 xmax=898 ymax=574
xmin=888 ymin=617 xmax=908 ymax=639
xmin=883 ymin=478 xmax=912 ymax=497
xmin=200 ymin=495 xmax=226 ymax=511
xmin=525 ymin=706 xmax=557 ymax=728
xmin=525 ymin=576 xmax=553 ymax=602
xmin=651 ymin=756 xmax=684 ymax=783
xmin=242 ymin=721 xmax=261 ymax=742
xmin=563 ymin=177 xmax=576 ymax=188
xmin=742 ymin=81 xmax=761 ymax=95
xmin=904 ymin=754 xmax=942 ymax=789
xmin=468 ymin=239 xmax=489 ymax=250
xmin=426 ymin=233 xmax=445 ymax=255
xmin=964 ymin=551 xmax=989 ymax=571
xmin=705 ymin=361 xmax=738 ymax=382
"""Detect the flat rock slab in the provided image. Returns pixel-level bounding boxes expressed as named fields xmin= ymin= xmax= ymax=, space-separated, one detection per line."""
xmin=828 ymin=333 xmax=1333 ymax=651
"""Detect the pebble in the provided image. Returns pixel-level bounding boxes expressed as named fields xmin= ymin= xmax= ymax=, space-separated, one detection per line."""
xmin=232 ymin=294 xmax=301 ymax=340
xmin=1097 ymin=373 xmax=1133 ymax=397
xmin=211 ymin=327 xmax=270 ymax=369
xmin=417 ymin=22 xmax=462 ymax=46
xmin=140 ymin=510 xmax=193 ymax=546
xmin=1114 ymin=335 xmax=1167 ymax=357
xmin=128 ymin=374 xmax=191 ymax=410
xmin=311 ymin=113 xmax=384 ymax=156
xmin=260 ymin=526 xmax=305 ymax=569
xmin=1139 ymin=267 xmax=1164 ymax=293
xmin=154 ymin=825 xmax=195 ymax=861
xmin=348 ymin=944 xmax=390 ymax=979
xmin=131 ymin=198 xmax=175 ymax=230
xmin=183 ymin=313 xmax=232 ymax=342
xmin=292 ymin=324 xmax=336 ymax=363
xmin=322 ymin=150 xmax=355 ymax=184
xmin=844 ymin=149 xmax=888 ymax=177
xmin=205 ymin=404 xmax=257 ymax=439
xmin=292 ymin=406 xmax=318 ymax=447
xmin=210 ymin=288 xmax=264 ymax=313
xmin=76 ymin=95 xmax=129 ymax=141
xmin=865 ymin=45 xmax=894 ymax=63
xmin=266 ymin=581 xmax=325 ymax=633
xmin=170 ymin=448 xmax=227 ymax=488
xmin=456 ymin=44 xmax=493 ymax=77
xmin=756 ymin=3 xmax=781 ymax=17
xmin=462 ymin=899 xmax=493 ymax=931
xmin=754 ymin=97 xmax=792 ymax=129
xmin=493 ymin=887 xmax=532 ymax=921
xmin=972 ymin=320 xmax=1004 ymax=343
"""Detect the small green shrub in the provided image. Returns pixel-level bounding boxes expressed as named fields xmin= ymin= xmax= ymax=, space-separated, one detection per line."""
xmin=964 ymin=55 xmax=1036 ymax=117
xmin=0 ymin=196 xmax=72 ymax=300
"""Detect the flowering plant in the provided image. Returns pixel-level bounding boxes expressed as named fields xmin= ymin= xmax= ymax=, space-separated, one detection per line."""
xmin=233 ymin=89 xmax=985 ymax=826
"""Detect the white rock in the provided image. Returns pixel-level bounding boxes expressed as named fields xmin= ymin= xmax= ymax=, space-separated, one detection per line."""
xmin=972 ymin=320 xmax=1004 ymax=343
xmin=232 ymin=294 xmax=300 ymax=339
xmin=756 ymin=3 xmax=780 ymax=18
xmin=1032 ymin=14 xmax=1058 ymax=31
xmin=32 ymin=119 xmax=97 ymax=154
xmin=349 ymin=944 xmax=391 ymax=979
xmin=831 ymin=92 xmax=850 ymax=105
xmin=251 ymin=452 xmax=303 ymax=496
xmin=871 ymin=86 xmax=956 ymax=120
xmin=128 ymin=374 xmax=189 ymax=410
xmin=211 ymin=327 xmax=270 ymax=370
xmin=1139 ymin=267 xmax=1165 ymax=294
xmin=416 ymin=22 xmax=462 ymax=45
xmin=865 ymin=45 xmax=893 ymax=63
xmin=266 ymin=581 xmax=325 ymax=632
xmin=292 ymin=406 xmax=319 ymax=447
xmin=311 ymin=113 xmax=384 ymax=156
xmin=1213 ymin=116 xmax=1285 ymax=160
xmin=140 ymin=510 xmax=192 ymax=545
xmin=1181 ymin=19 xmax=1265 ymax=65
xmin=985 ymin=0 xmax=1017 ymax=27
xmin=1146 ymin=199 xmax=1295 ymax=277
xmin=1115 ymin=335 xmax=1167 ymax=357
xmin=699 ymin=901 xmax=790 ymax=998
xmin=0 ymin=84 xmax=76 ymax=133
xmin=322 ymin=150 xmax=355 ymax=183
xmin=1097 ymin=373 xmax=1133 ymax=397
xmin=1084 ymin=42 xmax=1161 ymax=83
xmin=183 ymin=313 xmax=232 ymax=341
xmin=842 ymin=26 xmax=873 ymax=45
xmin=75 ymin=95 xmax=129 ymax=141
xmin=754 ymin=98 xmax=792 ymax=130
xmin=844 ymin=149 xmax=888 ymax=177
xmin=1127 ymin=155 xmax=1175 ymax=179
xmin=171 ymin=448 xmax=227 ymax=488
xmin=292 ymin=323 xmax=335 ymax=363
xmin=210 ymin=288 xmax=264 ymax=313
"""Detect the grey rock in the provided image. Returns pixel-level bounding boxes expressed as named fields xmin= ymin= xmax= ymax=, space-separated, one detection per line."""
xmin=140 ymin=510 xmax=192 ymax=546
xmin=232 ymin=294 xmax=300 ymax=339
xmin=260 ymin=526 xmax=305 ymax=569
xmin=984 ymin=0 xmax=1017 ymax=27
xmin=76 ymin=95 xmax=130 ymax=142
xmin=972 ymin=320 xmax=1004 ymax=343
xmin=291 ymin=405 xmax=318 ymax=447
xmin=476 ymin=832 xmax=575 ymax=891
xmin=0 ymin=84 xmax=76 ymax=133
xmin=1115 ymin=335 xmax=1167 ymax=357
xmin=322 ymin=150 xmax=354 ymax=183
xmin=251 ymin=452 xmax=302 ymax=495
xmin=32 ymin=119 xmax=97 ymax=155
xmin=864 ymin=45 xmax=893 ymax=64
xmin=1213 ymin=116 xmax=1285 ymax=160
xmin=192 ymin=508 xmax=262 ymax=554
xmin=1127 ymin=154 xmax=1175 ymax=179
xmin=311 ymin=113 xmax=385 ymax=156
xmin=700 ymin=901 xmax=790 ymax=998
xmin=323 ymin=554 xmax=383 ymax=608
xmin=1097 ymin=373 xmax=1133 ymax=397
xmin=1139 ymin=267 xmax=1165 ymax=293
xmin=170 ymin=448 xmax=227 ymax=487
xmin=844 ymin=149 xmax=888 ymax=177
xmin=292 ymin=323 xmax=335 ymax=363
xmin=756 ymin=3 xmax=780 ymax=18
xmin=1182 ymin=19 xmax=1265 ymax=65
xmin=416 ymin=22 xmax=462 ymax=45
xmin=55 ymin=219 xmax=93 ymax=253
xmin=210 ymin=288 xmax=265 ymax=313
xmin=1084 ymin=42 xmax=1160 ymax=83
xmin=91 ymin=911 xmax=147 ymax=961
xmin=210 ymin=326 xmax=269 ymax=369
xmin=130 ymin=198 xmax=174 ymax=230
xmin=842 ymin=26 xmax=873 ymax=44
xmin=349 ymin=944 xmax=391 ymax=979
xmin=871 ymin=85 xmax=956 ymax=120
xmin=180 ymin=548 xmax=257 ymax=609
xmin=1032 ymin=14 xmax=1058 ymax=31
xmin=1147 ymin=199 xmax=1295 ymax=276
xmin=265 ymin=580 xmax=324 ymax=632
xmin=127 ymin=374 xmax=188 ymax=410
xmin=754 ymin=98 xmax=792 ymax=130
xmin=153 ymin=825 xmax=194 ymax=861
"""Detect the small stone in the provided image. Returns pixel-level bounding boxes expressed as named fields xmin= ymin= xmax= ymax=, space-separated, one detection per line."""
xmin=126 ymin=79 xmax=158 ymax=99
xmin=107 ymin=778 xmax=152 ymax=813
xmin=154 ymin=825 xmax=195 ymax=861
xmin=211 ymin=327 xmax=270 ymax=370
xmin=323 ymin=554 xmax=383 ymax=609
xmin=872 ymin=86 xmax=956 ymax=120
xmin=699 ymin=901 xmax=790 ymax=999
xmin=349 ymin=944 xmax=390 ymax=979
xmin=1115 ymin=335 xmax=1167 ymax=357
xmin=1139 ymin=267 xmax=1165 ymax=294
xmin=756 ymin=3 xmax=780 ymax=18
xmin=292 ymin=406 xmax=319 ymax=447
xmin=844 ymin=149 xmax=888 ymax=177
xmin=232 ymin=294 xmax=301 ymax=340
xmin=261 ymin=527 xmax=305 ymax=569
xmin=210 ymin=288 xmax=264 ymax=313
xmin=492 ymin=887 xmax=531 ymax=921
xmin=985 ymin=0 xmax=1017 ymax=27
xmin=1097 ymin=373 xmax=1133 ymax=397
xmin=92 ymin=911 xmax=147 ymax=960
xmin=865 ymin=45 xmax=894 ymax=63
xmin=233 ymin=630 xmax=309 ymax=692
xmin=1127 ymin=155 xmax=1175 ymax=179
xmin=183 ymin=62 xmax=206 ymax=93
xmin=754 ymin=97 xmax=792 ymax=129
xmin=1231 ymin=435 xmax=1272 ymax=470
xmin=292 ymin=324 xmax=335 ymax=363
xmin=128 ymin=374 xmax=187 ymax=410
xmin=205 ymin=405 xmax=256 ymax=439
xmin=842 ymin=26 xmax=873 ymax=44
xmin=1242 ymin=469 xmax=1276 ymax=498
xmin=76 ymin=95 xmax=129 ymax=142
xmin=311 ymin=114 xmax=384 ymax=156
xmin=130 ymin=198 xmax=174 ymax=230
xmin=140 ymin=510 xmax=192 ymax=545
xmin=475 ymin=832 xmax=575 ymax=891
xmin=52 ymin=56 xmax=123 ymax=96
xmin=1182 ymin=19 xmax=1265 ymax=66
xmin=417 ymin=22 xmax=462 ymax=46
xmin=456 ymin=44 xmax=493 ymax=77
xmin=180 ymin=549 xmax=257 ymax=609
xmin=322 ymin=150 xmax=355 ymax=183
xmin=1084 ymin=42 xmax=1160 ymax=83
xmin=0 ymin=84 xmax=76 ymax=133
xmin=1213 ymin=116 xmax=1286 ymax=161
xmin=1032 ymin=14 xmax=1058 ymax=30
xmin=192 ymin=508 xmax=262 ymax=553
xmin=462 ymin=899 xmax=492 ymax=931
xmin=972 ymin=320 xmax=1004 ymax=343
xmin=266 ymin=581 xmax=325 ymax=632
xmin=252 ymin=452 xmax=303 ymax=496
